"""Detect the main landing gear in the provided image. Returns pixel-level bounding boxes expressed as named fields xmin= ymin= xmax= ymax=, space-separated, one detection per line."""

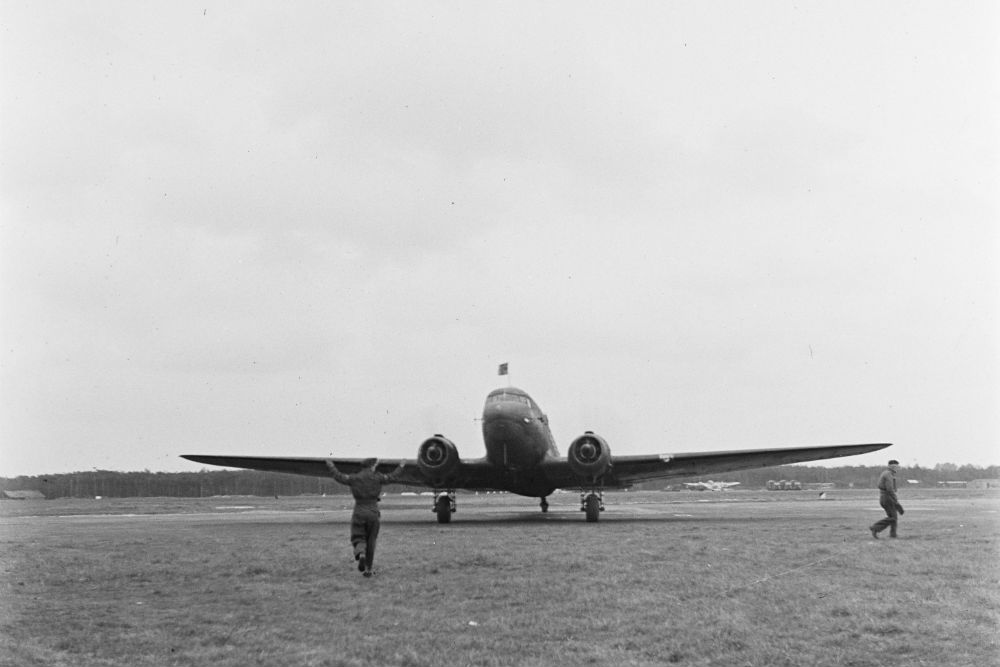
xmin=580 ymin=490 xmax=605 ymax=522
xmin=433 ymin=491 xmax=456 ymax=524
xmin=540 ymin=497 xmax=549 ymax=513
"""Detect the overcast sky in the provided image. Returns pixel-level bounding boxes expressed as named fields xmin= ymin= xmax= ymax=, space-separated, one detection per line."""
xmin=2 ymin=2 xmax=997 ymax=476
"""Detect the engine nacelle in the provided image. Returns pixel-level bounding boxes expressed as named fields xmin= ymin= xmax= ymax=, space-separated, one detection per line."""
xmin=567 ymin=431 xmax=612 ymax=480
xmin=417 ymin=434 xmax=460 ymax=482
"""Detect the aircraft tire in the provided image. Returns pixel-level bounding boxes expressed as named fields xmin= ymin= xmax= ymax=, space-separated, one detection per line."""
xmin=435 ymin=497 xmax=452 ymax=524
xmin=584 ymin=494 xmax=600 ymax=523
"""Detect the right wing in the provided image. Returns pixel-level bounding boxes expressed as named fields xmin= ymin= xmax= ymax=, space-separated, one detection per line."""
xmin=541 ymin=442 xmax=891 ymax=488
xmin=609 ymin=442 xmax=891 ymax=486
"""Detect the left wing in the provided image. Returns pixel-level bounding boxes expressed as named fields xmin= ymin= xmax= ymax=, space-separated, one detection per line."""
xmin=180 ymin=454 xmax=503 ymax=490
xmin=542 ymin=442 xmax=890 ymax=488
xmin=181 ymin=455 xmax=424 ymax=484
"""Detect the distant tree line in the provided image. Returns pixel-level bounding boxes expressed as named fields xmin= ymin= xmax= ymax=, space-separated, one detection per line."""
xmin=0 ymin=469 xmax=349 ymax=499
xmin=1 ymin=462 xmax=997 ymax=499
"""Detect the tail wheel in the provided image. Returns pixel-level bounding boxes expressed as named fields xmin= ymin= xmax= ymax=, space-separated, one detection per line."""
xmin=584 ymin=493 xmax=601 ymax=523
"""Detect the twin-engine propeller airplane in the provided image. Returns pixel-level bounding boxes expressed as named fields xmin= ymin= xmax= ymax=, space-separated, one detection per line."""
xmin=182 ymin=385 xmax=890 ymax=523
xmin=682 ymin=480 xmax=741 ymax=491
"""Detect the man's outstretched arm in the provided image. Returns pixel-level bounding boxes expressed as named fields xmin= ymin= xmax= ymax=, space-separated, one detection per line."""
xmin=325 ymin=459 xmax=351 ymax=485
xmin=383 ymin=461 xmax=407 ymax=483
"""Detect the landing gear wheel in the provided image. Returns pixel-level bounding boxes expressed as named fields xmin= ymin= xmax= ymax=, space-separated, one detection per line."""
xmin=435 ymin=498 xmax=451 ymax=523
xmin=540 ymin=497 xmax=549 ymax=513
xmin=434 ymin=493 xmax=454 ymax=524
xmin=584 ymin=493 xmax=601 ymax=523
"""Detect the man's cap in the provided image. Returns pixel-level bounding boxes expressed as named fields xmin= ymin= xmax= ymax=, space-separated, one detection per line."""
xmin=361 ymin=457 xmax=378 ymax=468
xmin=888 ymin=459 xmax=899 ymax=465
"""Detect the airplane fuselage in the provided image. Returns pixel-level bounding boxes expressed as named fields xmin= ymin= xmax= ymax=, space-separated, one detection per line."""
xmin=480 ymin=387 xmax=560 ymax=496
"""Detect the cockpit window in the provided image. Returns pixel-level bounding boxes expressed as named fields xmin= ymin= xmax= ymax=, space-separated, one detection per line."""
xmin=487 ymin=392 xmax=532 ymax=407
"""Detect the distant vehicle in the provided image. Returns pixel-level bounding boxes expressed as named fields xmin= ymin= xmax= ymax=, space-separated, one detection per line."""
xmin=682 ymin=480 xmax=741 ymax=491
xmin=184 ymin=382 xmax=890 ymax=523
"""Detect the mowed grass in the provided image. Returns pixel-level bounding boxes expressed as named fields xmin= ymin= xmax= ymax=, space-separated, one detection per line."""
xmin=1 ymin=490 xmax=997 ymax=667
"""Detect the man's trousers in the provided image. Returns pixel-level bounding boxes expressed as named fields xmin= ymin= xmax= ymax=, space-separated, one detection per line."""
xmin=350 ymin=506 xmax=381 ymax=567
xmin=871 ymin=495 xmax=898 ymax=537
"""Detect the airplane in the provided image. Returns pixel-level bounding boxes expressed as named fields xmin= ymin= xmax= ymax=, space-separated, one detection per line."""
xmin=182 ymin=384 xmax=890 ymax=523
xmin=682 ymin=480 xmax=741 ymax=491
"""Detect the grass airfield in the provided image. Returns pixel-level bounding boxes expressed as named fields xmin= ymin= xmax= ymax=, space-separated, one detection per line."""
xmin=1 ymin=489 xmax=997 ymax=667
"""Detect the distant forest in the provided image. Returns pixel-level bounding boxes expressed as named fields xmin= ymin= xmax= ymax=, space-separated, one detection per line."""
xmin=2 ymin=462 xmax=998 ymax=499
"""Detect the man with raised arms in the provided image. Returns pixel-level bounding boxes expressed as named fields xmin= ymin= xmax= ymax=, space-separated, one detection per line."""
xmin=326 ymin=458 xmax=406 ymax=577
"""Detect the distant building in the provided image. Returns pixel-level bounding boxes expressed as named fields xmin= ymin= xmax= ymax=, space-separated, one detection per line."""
xmin=969 ymin=479 xmax=1000 ymax=489
xmin=2 ymin=489 xmax=45 ymax=500
xmin=767 ymin=480 xmax=802 ymax=491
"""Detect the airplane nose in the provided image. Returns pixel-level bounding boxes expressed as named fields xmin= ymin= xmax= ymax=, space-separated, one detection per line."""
xmin=482 ymin=405 xmax=535 ymax=444
xmin=485 ymin=412 xmax=523 ymax=436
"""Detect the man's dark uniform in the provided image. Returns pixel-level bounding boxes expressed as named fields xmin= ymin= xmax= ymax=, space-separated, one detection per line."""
xmin=870 ymin=461 xmax=902 ymax=538
xmin=326 ymin=459 xmax=405 ymax=576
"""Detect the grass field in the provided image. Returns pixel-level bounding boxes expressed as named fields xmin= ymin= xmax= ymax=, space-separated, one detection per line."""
xmin=1 ymin=489 xmax=997 ymax=666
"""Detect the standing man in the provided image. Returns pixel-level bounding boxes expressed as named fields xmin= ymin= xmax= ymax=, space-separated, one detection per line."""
xmin=870 ymin=459 xmax=904 ymax=539
xmin=326 ymin=457 xmax=406 ymax=577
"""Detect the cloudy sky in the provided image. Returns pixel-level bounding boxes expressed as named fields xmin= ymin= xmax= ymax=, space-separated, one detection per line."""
xmin=2 ymin=2 xmax=997 ymax=476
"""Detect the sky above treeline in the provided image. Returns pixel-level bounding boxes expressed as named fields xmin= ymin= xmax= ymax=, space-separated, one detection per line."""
xmin=2 ymin=2 xmax=997 ymax=476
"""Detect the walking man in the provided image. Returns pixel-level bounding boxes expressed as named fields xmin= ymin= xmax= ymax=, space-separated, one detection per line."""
xmin=870 ymin=459 xmax=904 ymax=539
xmin=326 ymin=457 xmax=406 ymax=577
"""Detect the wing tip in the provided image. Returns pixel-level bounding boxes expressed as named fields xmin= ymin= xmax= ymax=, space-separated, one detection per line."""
xmin=180 ymin=454 xmax=216 ymax=465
